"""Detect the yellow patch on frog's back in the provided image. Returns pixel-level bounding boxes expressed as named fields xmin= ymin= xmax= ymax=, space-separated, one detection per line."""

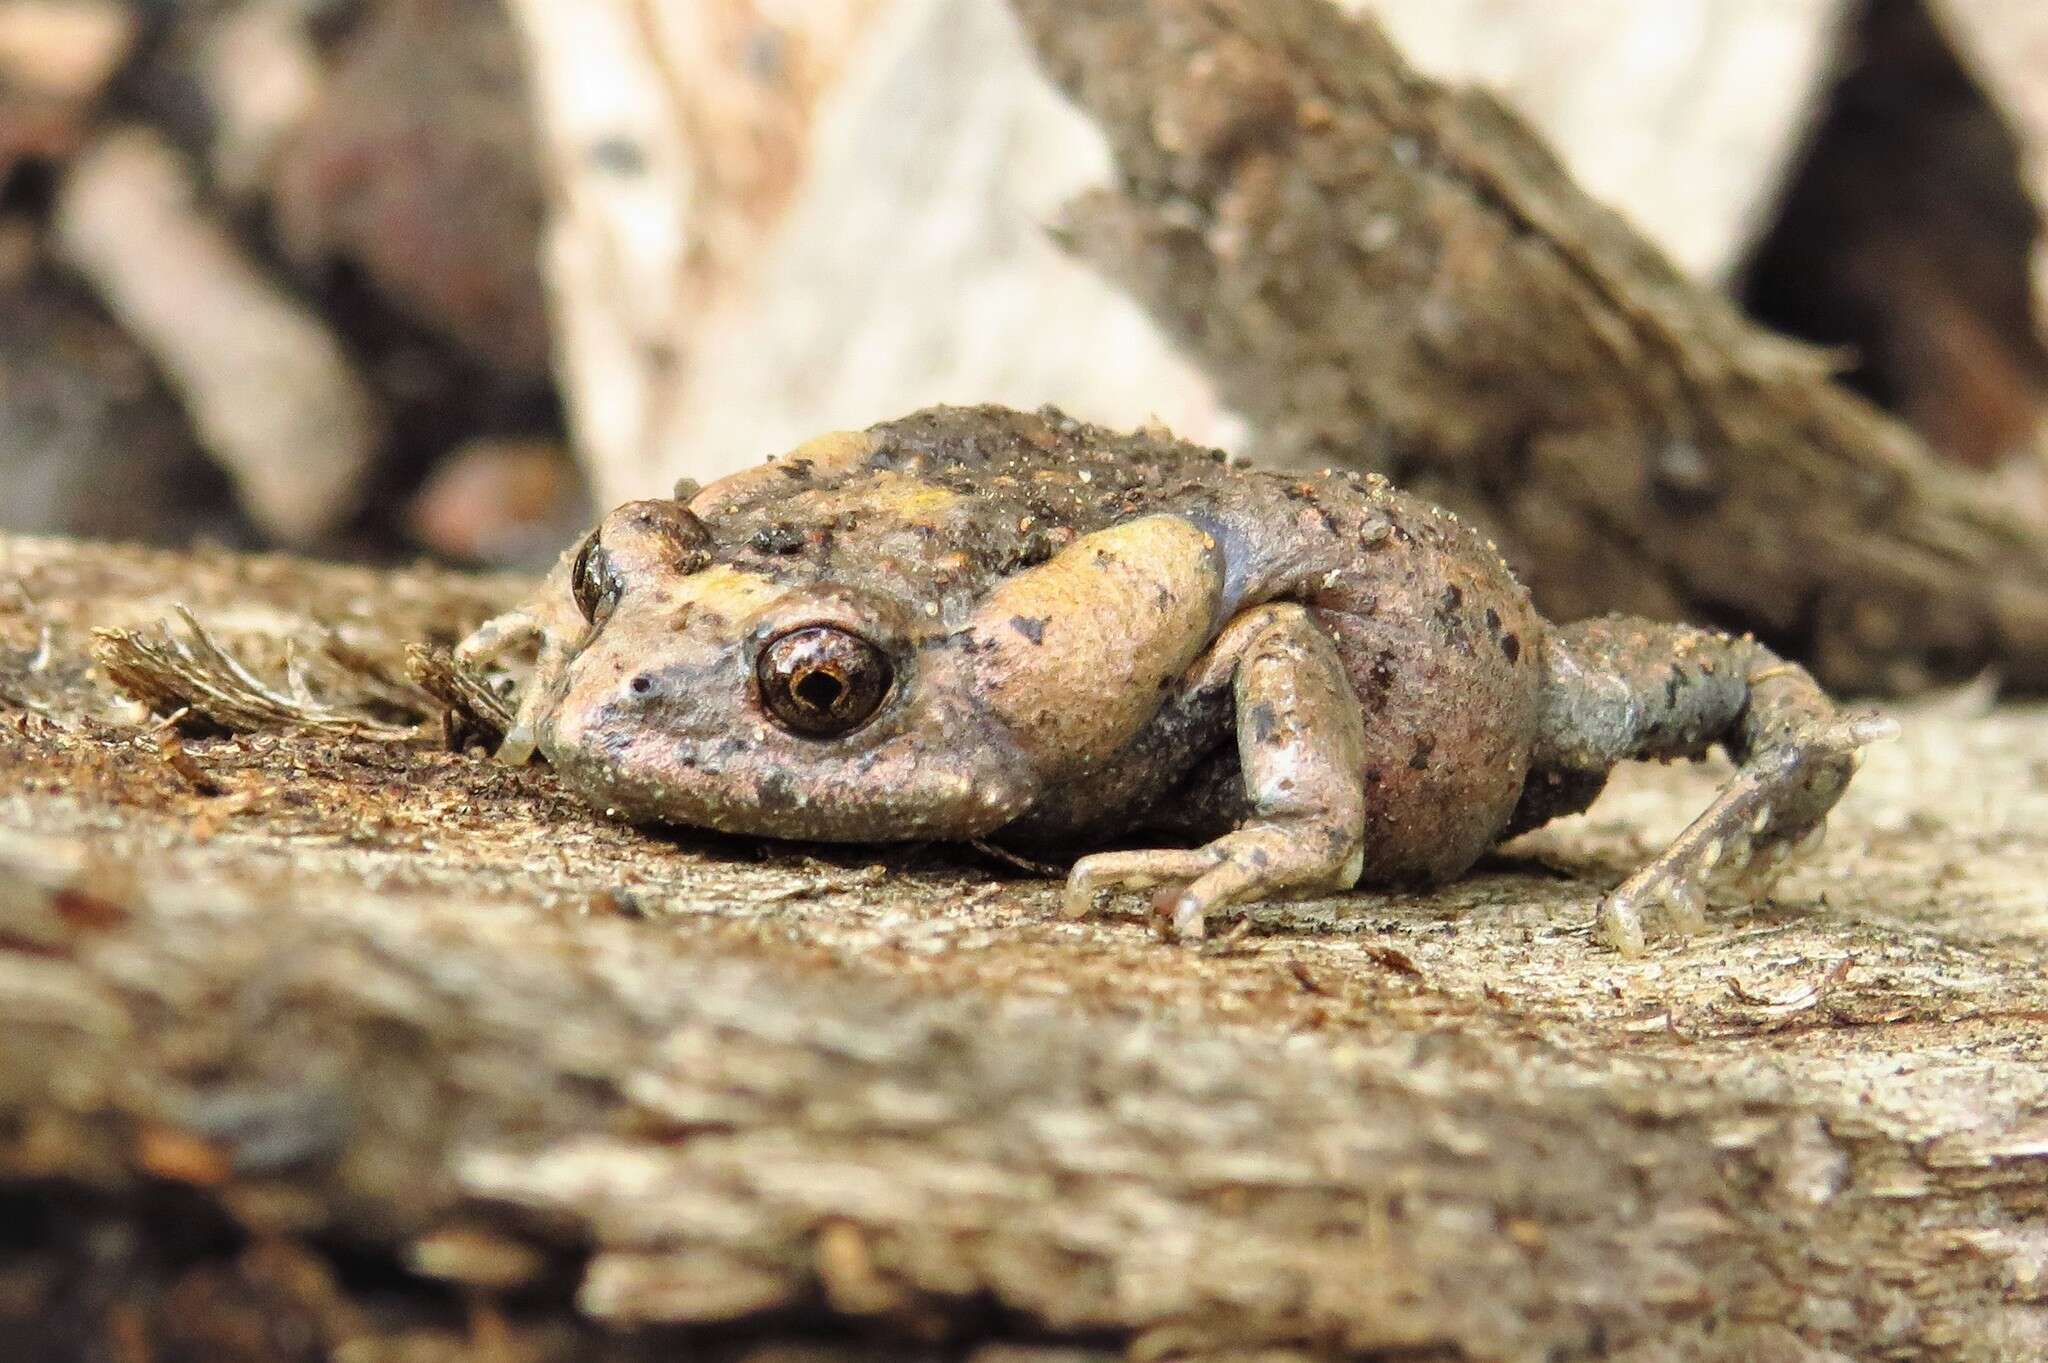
xmin=661 ymin=563 xmax=788 ymax=620
xmin=810 ymin=470 xmax=965 ymax=528
xmin=968 ymin=515 xmax=1222 ymax=772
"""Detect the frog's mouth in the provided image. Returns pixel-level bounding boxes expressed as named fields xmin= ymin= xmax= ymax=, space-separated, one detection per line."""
xmin=540 ymin=686 xmax=1039 ymax=844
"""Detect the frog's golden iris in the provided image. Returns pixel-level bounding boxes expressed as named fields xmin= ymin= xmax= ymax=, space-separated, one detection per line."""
xmin=756 ymin=626 xmax=894 ymax=738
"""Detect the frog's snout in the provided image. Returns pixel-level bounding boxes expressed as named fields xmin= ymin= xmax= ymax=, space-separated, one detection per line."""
xmin=540 ymin=666 xmax=658 ymax=768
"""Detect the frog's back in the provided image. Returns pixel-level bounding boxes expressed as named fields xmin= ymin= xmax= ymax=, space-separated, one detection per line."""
xmin=684 ymin=405 xmax=1257 ymax=616
xmin=861 ymin=404 xmax=1243 ymax=523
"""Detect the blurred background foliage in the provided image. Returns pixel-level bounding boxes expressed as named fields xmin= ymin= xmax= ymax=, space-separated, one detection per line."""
xmin=1 ymin=0 xmax=2045 ymax=571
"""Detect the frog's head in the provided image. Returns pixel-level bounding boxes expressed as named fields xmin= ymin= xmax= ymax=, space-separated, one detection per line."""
xmin=536 ymin=498 xmax=1039 ymax=841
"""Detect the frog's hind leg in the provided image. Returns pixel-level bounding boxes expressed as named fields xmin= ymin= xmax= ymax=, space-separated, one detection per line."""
xmin=1532 ymin=617 xmax=1898 ymax=954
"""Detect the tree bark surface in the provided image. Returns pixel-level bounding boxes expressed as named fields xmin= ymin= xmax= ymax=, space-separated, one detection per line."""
xmin=1 ymin=537 xmax=2045 ymax=1361
xmin=1353 ymin=0 xmax=1847 ymax=282
xmin=1011 ymin=0 xmax=2048 ymax=695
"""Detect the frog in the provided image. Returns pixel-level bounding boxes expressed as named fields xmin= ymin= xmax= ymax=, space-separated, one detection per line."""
xmin=458 ymin=404 xmax=1895 ymax=953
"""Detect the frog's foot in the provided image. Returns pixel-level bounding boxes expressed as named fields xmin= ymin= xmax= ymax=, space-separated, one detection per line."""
xmin=1064 ymin=820 xmax=1365 ymax=939
xmin=457 ymin=604 xmax=589 ymax=768
xmin=1595 ymin=712 xmax=1896 ymax=954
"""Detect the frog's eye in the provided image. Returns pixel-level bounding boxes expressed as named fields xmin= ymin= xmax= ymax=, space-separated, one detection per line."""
xmin=757 ymin=626 xmax=893 ymax=738
xmin=570 ymin=530 xmax=622 ymax=627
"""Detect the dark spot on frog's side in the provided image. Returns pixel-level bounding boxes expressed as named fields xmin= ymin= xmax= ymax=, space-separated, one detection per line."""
xmin=1432 ymin=586 xmax=1475 ymax=654
xmin=1009 ymin=615 xmax=1047 ymax=645
xmin=588 ymin=136 xmax=646 ymax=175
xmin=754 ymin=769 xmax=799 ymax=814
xmin=942 ymin=629 xmax=1001 ymax=657
xmin=1408 ymin=738 xmax=1434 ymax=772
xmin=1501 ymin=633 xmax=1521 ymax=663
xmin=776 ymin=458 xmax=816 ymax=480
xmin=1248 ymin=701 xmax=1278 ymax=745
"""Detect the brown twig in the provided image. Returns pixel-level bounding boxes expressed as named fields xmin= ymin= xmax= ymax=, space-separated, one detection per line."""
xmin=403 ymin=642 xmax=516 ymax=750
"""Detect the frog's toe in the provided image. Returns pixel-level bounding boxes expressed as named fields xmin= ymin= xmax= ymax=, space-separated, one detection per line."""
xmin=1594 ymin=886 xmax=1648 ymax=957
xmin=1158 ymin=851 xmax=1285 ymax=940
xmin=1595 ymin=869 xmax=1706 ymax=957
xmin=1064 ymin=820 xmax=1362 ymax=940
xmin=454 ymin=607 xmax=541 ymax=668
xmin=1063 ymin=848 xmax=1223 ymax=924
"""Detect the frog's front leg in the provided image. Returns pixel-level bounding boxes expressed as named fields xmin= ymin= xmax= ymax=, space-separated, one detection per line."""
xmin=1065 ymin=604 xmax=1367 ymax=938
xmin=455 ymin=538 xmax=587 ymax=764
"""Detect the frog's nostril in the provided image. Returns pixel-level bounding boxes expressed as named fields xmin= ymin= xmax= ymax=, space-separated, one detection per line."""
xmin=629 ymin=674 xmax=654 ymax=696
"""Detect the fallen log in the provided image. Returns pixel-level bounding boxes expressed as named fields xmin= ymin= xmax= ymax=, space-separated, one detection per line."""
xmin=1012 ymin=0 xmax=2048 ymax=693
xmin=1 ymin=532 xmax=2045 ymax=1360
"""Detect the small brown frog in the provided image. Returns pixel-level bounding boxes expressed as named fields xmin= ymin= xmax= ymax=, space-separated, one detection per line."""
xmin=460 ymin=405 xmax=1894 ymax=952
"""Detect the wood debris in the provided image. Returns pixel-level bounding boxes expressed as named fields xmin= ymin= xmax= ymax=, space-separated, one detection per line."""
xmin=92 ymin=605 xmax=419 ymax=736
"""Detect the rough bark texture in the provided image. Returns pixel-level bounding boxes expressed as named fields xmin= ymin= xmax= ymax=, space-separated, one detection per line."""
xmin=2 ymin=538 xmax=2046 ymax=1361
xmin=1357 ymin=0 xmax=1846 ymax=282
xmin=510 ymin=0 xmax=1848 ymax=513
xmin=1011 ymin=0 xmax=2048 ymax=695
